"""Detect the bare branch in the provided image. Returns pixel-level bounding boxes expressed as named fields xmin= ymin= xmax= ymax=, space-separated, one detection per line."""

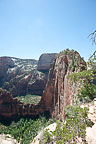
xmin=88 ymin=30 xmax=96 ymax=45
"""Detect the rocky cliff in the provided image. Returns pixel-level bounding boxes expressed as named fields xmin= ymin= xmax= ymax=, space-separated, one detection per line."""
xmin=40 ymin=49 xmax=86 ymax=119
xmin=0 ymin=88 xmax=43 ymax=119
xmin=0 ymin=50 xmax=86 ymax=120
xmin=37 ymin=53 xmax=57 ymax=73
xmin=0 ymin=54 xmax=56 ymax=97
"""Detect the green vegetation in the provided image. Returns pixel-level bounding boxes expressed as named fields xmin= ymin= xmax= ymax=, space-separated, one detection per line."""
xmin=0 ymin=117 xmax=54 ymax=144
xmin=68 ymin=69 xmax=94 ymax=83
xmin=40 ymin=105 xmax=93 ymax=144
xmin=16 ymin=94 xmax=41 ymax=104
xmin=78 ymin=82 xmax=96 ymax=102
xmin=68 ymin=66 xmax=96 ymax=103
xmin=59 ymin=48 xmax=75 ymax=56
xmin=59 ymin=49 xmax=85 ymax=71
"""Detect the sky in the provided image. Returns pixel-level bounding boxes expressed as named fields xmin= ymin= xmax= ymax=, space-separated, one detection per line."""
xmin=0 ymin=0 xmax=96 ymax=60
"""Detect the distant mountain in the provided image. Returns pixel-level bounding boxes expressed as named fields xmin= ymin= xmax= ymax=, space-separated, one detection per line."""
xmin=0 ymin=54 xmax=57 ymax=97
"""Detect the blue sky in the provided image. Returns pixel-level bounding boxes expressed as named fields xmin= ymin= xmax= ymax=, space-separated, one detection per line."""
xmin=0 ymin=0 xmax=96 ymax=60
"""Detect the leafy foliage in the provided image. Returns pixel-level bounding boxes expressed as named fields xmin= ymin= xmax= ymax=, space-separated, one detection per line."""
xmin=78 ymin=82 xmax=96 ymax=102
xmin=68 ymin=69 xmax=94 ymax=83
xmin=68 ymin=62 xmax=96 ymax=102
xmin=40 ymin=105 xmax=93 ymax=144
xmin=0 ymin=117 xmax=54 ymax=144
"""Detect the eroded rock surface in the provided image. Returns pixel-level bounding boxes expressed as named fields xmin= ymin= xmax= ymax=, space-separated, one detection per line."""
xmin=40 ymin=49 xmax=86 ymax=119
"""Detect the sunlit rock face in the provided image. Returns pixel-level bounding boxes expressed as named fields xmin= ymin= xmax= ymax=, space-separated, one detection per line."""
xmin=40 ymin=49 xmax=86 ymax=119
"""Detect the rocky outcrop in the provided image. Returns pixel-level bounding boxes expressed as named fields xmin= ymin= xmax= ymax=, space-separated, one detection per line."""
xmin=40 ymin=49 xmax=86 ymax=119
xmin=86 ymin=124 xmax=96 ymax=144
xmin=0 ymin=57 xmax=14 ymax=86
xmin=0 ymin=50 xmax=86 ymax=120
xmin=31 ymin=123 xmax=57 ymax=144
xmin=0 ymin=134 xmax=19 ymax=144
xmin=37 ymin=53 xmax=57 ymax=73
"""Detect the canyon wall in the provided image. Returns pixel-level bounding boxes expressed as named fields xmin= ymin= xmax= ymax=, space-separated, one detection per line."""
xmin=0 ymin=54 xmax=56 ymax=97
xmin=0 ymin=50 xmax=86 ymax=120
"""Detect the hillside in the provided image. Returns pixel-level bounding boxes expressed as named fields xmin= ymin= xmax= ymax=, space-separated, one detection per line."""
xmin=0 ymin=54 xmax=57 ymax=97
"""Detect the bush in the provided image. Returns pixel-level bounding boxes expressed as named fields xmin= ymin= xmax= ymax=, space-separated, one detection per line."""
xmin=40 ymin=105 xmax=93 ymax=144
xmin=78 ymin=82 xmax=96 ymax=102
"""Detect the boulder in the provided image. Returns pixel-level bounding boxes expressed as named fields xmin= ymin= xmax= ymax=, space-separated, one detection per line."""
xmin=86 ymin=124 xmax=96 ymax=144
xmin=0 ymin=134 xmax=19 ymax=144
xmin=31 ymin=123 xmax=57 ymax=144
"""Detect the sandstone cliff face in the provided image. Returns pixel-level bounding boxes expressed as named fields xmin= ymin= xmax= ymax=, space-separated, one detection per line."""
xmin=37 ymin=53 xmax=57 ymax=73
xmin=0 ymin=50 xmax=86 ymax=120
xmin=40 ymin=49 xmax=86 ymax=119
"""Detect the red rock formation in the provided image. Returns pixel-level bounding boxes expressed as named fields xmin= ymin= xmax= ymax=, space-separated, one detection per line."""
xmin=40 ymin=49 xmax=86 ymax=119
xmin=0 ymin=50 xmax=86 ymax=120
xmin=0 ymin=88 xmax=43 ymax=118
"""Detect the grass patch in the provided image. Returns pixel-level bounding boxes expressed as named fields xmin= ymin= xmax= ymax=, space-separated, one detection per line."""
xmin=16 ymin=94 xmax=41 ymax=104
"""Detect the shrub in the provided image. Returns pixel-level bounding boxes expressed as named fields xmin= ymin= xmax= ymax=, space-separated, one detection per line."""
xmin=40 ymin=105 xmax=93 ymax=144
xmin=0 ymin=117 xmax=54 ymax=144
xmin=78 ymin=82 xmax=96 ymax=102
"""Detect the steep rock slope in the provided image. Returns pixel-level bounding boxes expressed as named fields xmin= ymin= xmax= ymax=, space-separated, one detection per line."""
xmin=40 ymin=49 xmax=86 ymax=119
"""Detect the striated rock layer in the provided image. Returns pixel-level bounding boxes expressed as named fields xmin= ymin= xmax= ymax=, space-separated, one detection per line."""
xmin=0 ymin=50 xmax=86 ymax=120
